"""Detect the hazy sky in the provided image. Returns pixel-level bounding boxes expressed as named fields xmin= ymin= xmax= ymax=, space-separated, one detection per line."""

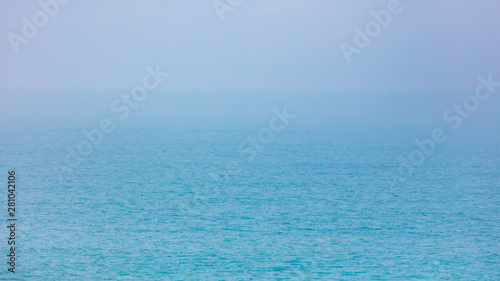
xmin=1 ymin=0 xmax=499 ymax=129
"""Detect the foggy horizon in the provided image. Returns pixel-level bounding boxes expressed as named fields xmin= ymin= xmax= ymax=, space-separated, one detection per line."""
xmin=2 ymin=1 xmax=500 ymax=130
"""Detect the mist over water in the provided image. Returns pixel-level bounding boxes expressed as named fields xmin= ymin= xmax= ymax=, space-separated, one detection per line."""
xmin=3 ymin=89 xmax=500 ymax=132
xmin=1 ymin=1 xmax=500 ymax=131
xmin=1 ymin=0 xmax=499 ymax=279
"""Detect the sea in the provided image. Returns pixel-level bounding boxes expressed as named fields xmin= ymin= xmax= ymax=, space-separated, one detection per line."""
xmin=0 ymin=128 xmax=499 ymax=280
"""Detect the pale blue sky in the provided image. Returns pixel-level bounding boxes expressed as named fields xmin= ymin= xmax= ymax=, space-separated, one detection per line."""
xmin=1 ymin=0 xmax=499 ymax=129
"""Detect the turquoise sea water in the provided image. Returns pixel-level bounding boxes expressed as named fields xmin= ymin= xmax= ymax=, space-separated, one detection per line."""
xmin=0 ymin=128 xmax=499 ymax=280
